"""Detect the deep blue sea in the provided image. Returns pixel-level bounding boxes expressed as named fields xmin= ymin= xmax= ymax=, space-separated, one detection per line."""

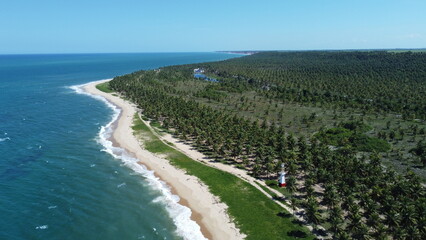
xmin=0 ymin=53 xmax=239 ymax=240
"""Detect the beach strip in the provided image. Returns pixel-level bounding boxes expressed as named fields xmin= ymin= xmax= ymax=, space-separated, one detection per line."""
xmin=83 ymin=80 xmax=244 ymax=240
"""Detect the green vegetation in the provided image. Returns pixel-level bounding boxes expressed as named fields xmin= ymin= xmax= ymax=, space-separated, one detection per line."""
xmin=132 ymin=114 xmax=312 ymax=240
xmin=411 ymin=141 xmax=426 ymax=167
xmin=110 ymin=51 xmax=426 ymax=239
xmin=201 ymin=51 xmax=426 ymax=119
xmin=96 ymin=82 xmax=113 ymax=93
xmin=315 ymin=121 xmax=391 ymax=152
xmin=264 ymin=180 xmax=292 ymax=199
xmin=387 ymin=49 xmax=426 ymax=53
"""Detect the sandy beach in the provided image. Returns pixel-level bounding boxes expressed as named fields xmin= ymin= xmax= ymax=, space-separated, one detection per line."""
xmin=83 ymin=80 xmax=244 ymax=240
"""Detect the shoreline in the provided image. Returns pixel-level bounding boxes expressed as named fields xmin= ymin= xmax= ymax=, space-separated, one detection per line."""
xmin=82 ymin=80 xmax=244 ymax=240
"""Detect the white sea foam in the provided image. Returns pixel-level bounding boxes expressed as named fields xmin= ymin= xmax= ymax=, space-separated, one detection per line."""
xmin=68 ymin=80 xmax=113 ymax=102
xmin=0 ymin=137 xmax=10 ymax=142
xmin=35 ymin=225 xmax=48 ymax=230
xmin=70 ymin=81 xmax=207 ymax=240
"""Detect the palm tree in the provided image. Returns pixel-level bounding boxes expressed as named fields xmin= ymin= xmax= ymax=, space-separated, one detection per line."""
xmin=286 ymin=175 xmax=297 ymax=193
xmin=323 ymin=184 xmax=339 ymax=209
xmin=328 ymin=205 xmax=343 ymax=235
xmin=406 ymin=224 xmax=421 ymax=239
xmin=304 ymin=177 xmax=314 ymax=197
xmin=251 ymin=163 xmax=261 ymax=178
xmin=392 ymin=227 xmax=407 ymax=240
xmin=342 ymin=194 xmax=356 ymax=212
xmin=384 ymin=209 xmax=401 ymax=235
xmin=351 ymin=223 xmax=370 ymax=240
xmin=372 ymin=223 xmax=388 ymax=240
xmin=366 ymin=212 xmax=381 ymax=233
xmin=290 ymin=195 xmax=298 ymax=214
xmin=305 ymin=196 xmax=322 ymax=228
xmin=347 ymin=208 xmax=362 ymax=234
xmin=336 ymin=229 xmax=350 ymax=240
xmin=401 ymin=204 xmax=418 ymax=231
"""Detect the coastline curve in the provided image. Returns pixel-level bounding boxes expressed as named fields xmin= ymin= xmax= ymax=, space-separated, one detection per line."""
xmin=71 ymin=79 xmax=244 ymax=240
xmin=71 ymin=81 xmax=208 ymax=240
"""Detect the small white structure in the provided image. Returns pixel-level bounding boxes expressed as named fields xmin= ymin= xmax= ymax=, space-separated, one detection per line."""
xmin=278 ymin=163 xmax=286 ymax=187
xmin=193 ymin=68 xmax=205 ymax=73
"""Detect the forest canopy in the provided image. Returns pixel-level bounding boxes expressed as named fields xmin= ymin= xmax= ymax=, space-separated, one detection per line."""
xmin=109 ymin=51 xmax=426 ymax=239
xmin=196 ymin=51 xmax=426 ymax=119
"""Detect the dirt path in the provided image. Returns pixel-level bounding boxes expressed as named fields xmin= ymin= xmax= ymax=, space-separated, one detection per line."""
xmin=142 ymin=115 xmax=331 ymax=239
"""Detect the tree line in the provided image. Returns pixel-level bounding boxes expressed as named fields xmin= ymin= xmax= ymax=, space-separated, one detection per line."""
xmin=191 ymin=51 xmax=426 ymax=119
xmin=109 ymin=56 xmax=426 ymax=239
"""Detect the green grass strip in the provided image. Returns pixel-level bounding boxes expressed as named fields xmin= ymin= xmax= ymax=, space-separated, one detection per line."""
xmin=96 ymin=82 xmax=114 ymax=93
xmin=132 ymin=114 xmax=313 ymax=240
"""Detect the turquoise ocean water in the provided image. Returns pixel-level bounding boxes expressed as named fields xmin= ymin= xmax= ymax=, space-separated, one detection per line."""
xmin=0 ymin=53 xmax=239 ymax=240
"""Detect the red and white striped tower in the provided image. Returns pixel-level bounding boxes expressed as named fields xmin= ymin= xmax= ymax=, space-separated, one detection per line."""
xmin=278 ymin=163 xmax=286 ymax=187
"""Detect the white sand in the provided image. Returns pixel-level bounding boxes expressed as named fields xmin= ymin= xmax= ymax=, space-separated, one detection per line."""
xmin=83 ymin=80 xmax=245 ymax=240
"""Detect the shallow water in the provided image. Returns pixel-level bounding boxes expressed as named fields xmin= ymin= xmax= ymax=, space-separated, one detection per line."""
xmin=0 ymin=53 xmax=239 ymax=240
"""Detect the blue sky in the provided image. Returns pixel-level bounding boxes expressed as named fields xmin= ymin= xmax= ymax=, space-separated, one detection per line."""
xmin=0 ymin=0 xmax=425 ymax=53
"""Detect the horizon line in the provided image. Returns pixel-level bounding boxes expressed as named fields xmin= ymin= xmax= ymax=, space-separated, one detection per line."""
xmin=1 ymin=47 xmax=425 ymax=55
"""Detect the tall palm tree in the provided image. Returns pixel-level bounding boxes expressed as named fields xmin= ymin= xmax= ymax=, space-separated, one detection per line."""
xmin=305 ymin=196 xmax=322 ymax=228
xmin=323 ymin=184 xmax=339 ymax=209
xmin=366 ymin=212 xmax=381 ymax=233
xmin=392 ymin=227 xmax=407 ymax=240
xmin=286 ymin=175 xmax=297 ymax=193
xmin=401 ymin=204 xmax=418 ymax=230
xmin=328 ymin=205 xmax=343 ymax=235
xmin=347 ymin=208 xmax=362 ymax=234
xmin=351 ymin=223 xmax=370 ymax=240
xmin=372 ymin=223 xmax=388 ymax=240
xmin=290 ymin=195 xmax=298 ymax=214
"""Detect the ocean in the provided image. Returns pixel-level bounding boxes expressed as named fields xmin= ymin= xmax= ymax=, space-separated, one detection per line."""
xmin=0 ymin=53 xmax=239 ymax=240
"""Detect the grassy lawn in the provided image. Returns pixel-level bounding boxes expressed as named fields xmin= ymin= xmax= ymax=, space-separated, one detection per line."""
xmin=132 ymin=114 xmax=313 ymax=240
xmin=264 ymin=180 xmax=293 ymax=199
xmin=96 ymin=82 xmax=114 ymax=93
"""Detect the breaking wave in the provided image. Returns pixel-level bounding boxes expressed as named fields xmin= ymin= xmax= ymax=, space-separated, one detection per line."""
xmin=70 ymin=81 xmax=207 ymax=240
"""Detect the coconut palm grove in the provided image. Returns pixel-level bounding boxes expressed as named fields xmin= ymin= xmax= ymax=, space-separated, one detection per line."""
xmin=109 ymin=51 xmax=426 ymax=239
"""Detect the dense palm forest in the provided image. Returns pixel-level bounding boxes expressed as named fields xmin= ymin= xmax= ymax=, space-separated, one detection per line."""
xmin=109 ymin=51 xmax=426 ymax=239
xmin=202 ymin=51 xmax=426 ymax=119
